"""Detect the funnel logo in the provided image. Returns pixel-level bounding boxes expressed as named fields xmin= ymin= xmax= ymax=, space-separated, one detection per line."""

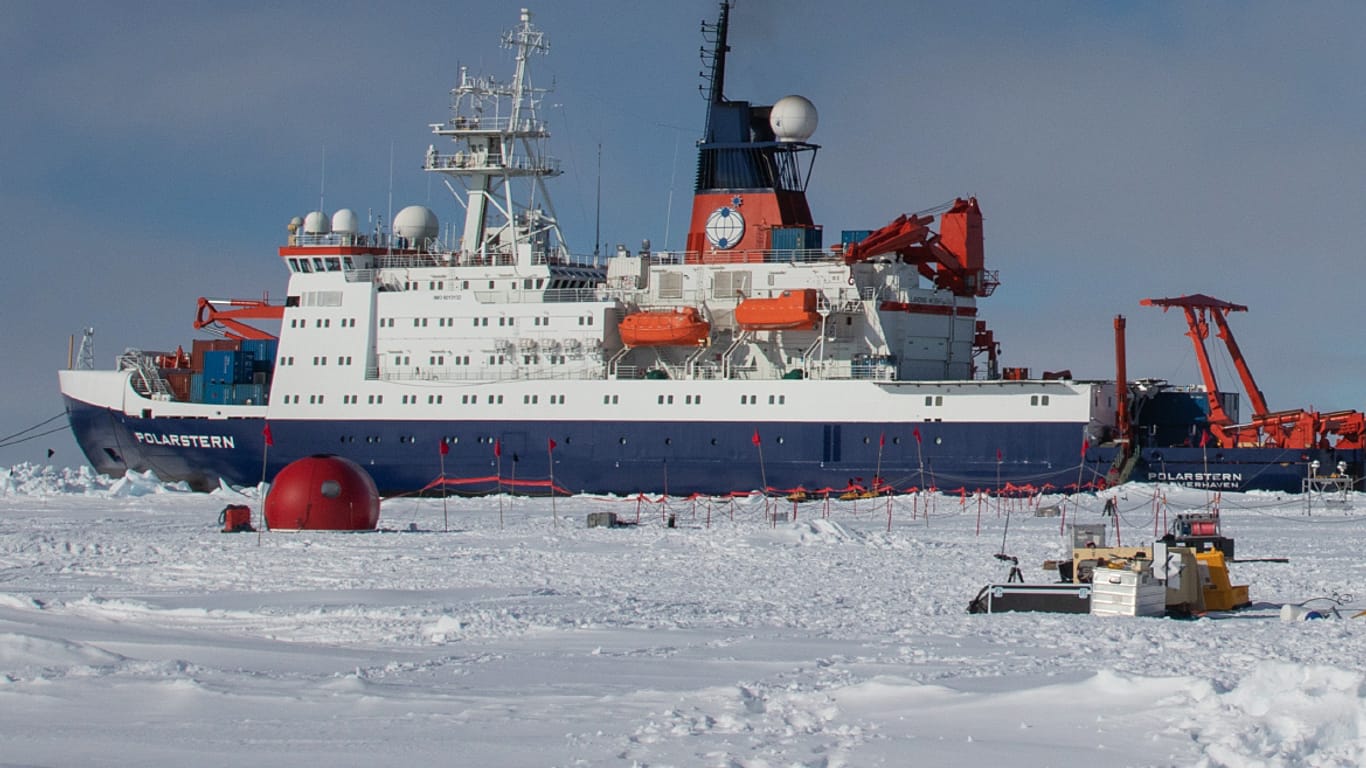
xmin=705 ymin=206 xmax=745 ymax=249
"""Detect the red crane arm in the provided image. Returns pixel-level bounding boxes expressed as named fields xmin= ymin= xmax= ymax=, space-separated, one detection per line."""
xmin=194 ymin=297 xmax=284 ymax=341
xmin=1206 ymin=308 xmax=1269 ymax=417
xmin=842 ymin=198 xmax=996 ymax=297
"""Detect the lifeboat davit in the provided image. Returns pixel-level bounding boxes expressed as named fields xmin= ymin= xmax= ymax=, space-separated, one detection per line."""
xmin=735 ymin=289 xmax=822 ymax=331
xmin=619 ymin=307 xmax=710 ymax=347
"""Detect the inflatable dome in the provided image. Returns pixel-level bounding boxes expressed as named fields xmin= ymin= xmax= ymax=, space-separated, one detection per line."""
xmin=264 ymin=455 xmax=381 ymax=531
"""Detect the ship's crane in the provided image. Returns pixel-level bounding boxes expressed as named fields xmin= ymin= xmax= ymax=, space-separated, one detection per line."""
xmin=841 ymin=197 xmax=999 ymax=298
xmin=1140 ymin=294 xmax=1365 ymax=450
xmin=193 ymin=297 xmax=284 ymax=341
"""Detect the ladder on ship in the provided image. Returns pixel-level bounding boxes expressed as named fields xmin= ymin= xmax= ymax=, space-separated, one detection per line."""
xmin=117 ymin=350 xmax=175 ymax=399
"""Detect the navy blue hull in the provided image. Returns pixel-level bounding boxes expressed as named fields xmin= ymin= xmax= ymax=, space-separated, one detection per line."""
xmin=1132 ymin=446 xmax=1362 ymax=494
xmin=68 ymin=398 xmax=1357 ymax=495
xmin=67 ymin=397 xmax=1116 ymax=495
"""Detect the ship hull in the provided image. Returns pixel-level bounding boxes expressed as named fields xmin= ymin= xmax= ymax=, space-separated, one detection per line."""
xmin=1131 ymin=445 xmax=1362 ymax=494
xmin=65 ymin=392 xmax=1354 ymax=496
xmin=66 ymin=394 xmax=1113 ymax=495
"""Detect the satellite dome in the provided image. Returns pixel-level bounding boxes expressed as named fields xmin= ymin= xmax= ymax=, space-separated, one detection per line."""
xmin=302 ymin=210 xmax=331 ymax=235
xmin=393 ymin=205 xmax=439 ymax=245
xmin=288 ymin=216 xmax=303 ymax=233
xmin=264 ymin=455 xmax=380 ymax=531
xmin=770 ymin=95 xmax=818 ymax=142
xmin=331 ymin=208 xmax=360 ymax=235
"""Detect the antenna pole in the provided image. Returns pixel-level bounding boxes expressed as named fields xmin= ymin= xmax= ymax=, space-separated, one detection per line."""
xmin=594 ymin=143 xmax=602 ymax=262
xmin=319 ymin=145 xmax=326 ymax=214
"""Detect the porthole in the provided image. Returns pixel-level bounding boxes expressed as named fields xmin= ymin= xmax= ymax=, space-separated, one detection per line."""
xmin=935 ymin=436 xmax=943 ymax=445
xmin=618 ymin=436 xmax=628 ymax=445
xmin=664 ymin=437 xmax=672 ymax=445
xmin=710 ymin=438 xmax=718 ymax=446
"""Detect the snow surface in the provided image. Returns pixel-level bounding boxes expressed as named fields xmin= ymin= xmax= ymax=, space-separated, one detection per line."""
xmin=2 ymin=463 xmax=1364 ymax=767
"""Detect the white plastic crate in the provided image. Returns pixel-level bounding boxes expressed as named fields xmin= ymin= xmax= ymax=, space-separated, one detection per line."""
xmin=1089 ymin=567 xmax=1165 ymax=617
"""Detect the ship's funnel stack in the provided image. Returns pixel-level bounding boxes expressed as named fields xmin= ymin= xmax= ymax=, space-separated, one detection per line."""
xmin=686 ymin=1 xmax=820 ymax=261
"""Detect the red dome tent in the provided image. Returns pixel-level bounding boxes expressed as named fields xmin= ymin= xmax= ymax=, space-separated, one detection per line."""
xmin=264 ymin=455 xmax=381 ymax=531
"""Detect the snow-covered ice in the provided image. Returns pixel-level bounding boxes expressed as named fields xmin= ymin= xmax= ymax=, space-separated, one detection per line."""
xmin=2 ymin=463 xmax=1364 ymax=766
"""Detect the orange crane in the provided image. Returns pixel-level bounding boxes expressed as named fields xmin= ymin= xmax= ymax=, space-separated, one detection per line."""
xmin=842 ymin=197 xmax=999 ymax=298
xmin=1141 ymin=294 xmax=1365 ymax=450
xmin=193 ymin=297 xmax=284 ymax=341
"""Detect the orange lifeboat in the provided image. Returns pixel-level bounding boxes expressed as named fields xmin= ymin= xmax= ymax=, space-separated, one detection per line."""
xmin=619 ymin=307 xmax=711 ymax=347
xmin=735 ymin=289 xmax=821 ymax=331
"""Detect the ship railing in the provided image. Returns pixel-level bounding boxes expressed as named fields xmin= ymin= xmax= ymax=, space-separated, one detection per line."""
xmin=473 ymin=287 xmax=600 ymax=304
xmin=637 ymin=248 xmax=844 ymax=266
xmin=374 ymin=365 xmax=610 ymax=383
xmin=432 ymin=116 xmax=550 ymax=135
xmin=801 ymin=359 xmax=896 ymax=381
xmin=117 ymin=349 xmax=176 ymax=399
xmin=294 ymin=232 xmax=381 ymax=247
xmin=425 ymin=150 xmax=562 ymax=176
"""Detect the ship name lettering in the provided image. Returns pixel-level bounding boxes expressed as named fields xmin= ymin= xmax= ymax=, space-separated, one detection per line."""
xmin=133 ymin=431 xmax=235 ymax=450
xmin=1145 ymin=470 xmax=1243 ymax=489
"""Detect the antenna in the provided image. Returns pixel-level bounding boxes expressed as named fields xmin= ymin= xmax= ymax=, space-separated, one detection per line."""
xmin=386 ymin=142 xmax=394 ymax=255
xmin=594 ymin=143 xmax=602 ymax=262
xmin=319 ymin=145 xmax=326 ymax=214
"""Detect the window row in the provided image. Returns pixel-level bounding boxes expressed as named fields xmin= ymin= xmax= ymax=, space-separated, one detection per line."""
xmin=740 ymin=394 xmax=787 ymax=405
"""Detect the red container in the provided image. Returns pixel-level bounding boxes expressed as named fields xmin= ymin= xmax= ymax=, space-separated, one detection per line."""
xmin=219 ymin=504 xmax=254 ymax=532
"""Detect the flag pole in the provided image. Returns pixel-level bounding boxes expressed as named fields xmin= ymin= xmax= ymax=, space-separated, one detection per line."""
xmin=258 ymin=422 xmax=273 ymax=546
xmin=495 ymin=439 xmax=504 ymax=529
xmin=752 ymin=429 xmax=768 ymax=522
xmin=439 ymin=439 xmax=449 ymax=532
xmin=875 ymin=432 xmax=885 ymax=495
xmin=914 ymin=427 xmax=926 ymax=494
xmin=547 ymin=437 xmax=558 ymax=528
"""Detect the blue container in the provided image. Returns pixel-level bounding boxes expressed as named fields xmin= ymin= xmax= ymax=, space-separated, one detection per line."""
xmin=231 ymin=383 xmax=266 ymax=406
xmin=203 ymin=382 xmax=233 ymax=404
xmin=203 ymin=349 xmax=257 ymax=384
xmin=772 ymin=227 xmax=823 ymax=251
xmin=240 ymin=339 xmax=278 ymax=367
xmin=841 ymin=229 xmax=873 ymax=246
xmin=190 ymin=373 xmax=204 ymax=403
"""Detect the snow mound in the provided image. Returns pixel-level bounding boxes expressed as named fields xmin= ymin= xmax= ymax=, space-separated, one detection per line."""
xmin=0 ymin=463 xmax=116 ymax=496
xmin=1191 ymin=662 xmax=1366 ymax=766
xmin=0 ymin=632 xmax=125 ymax=670
xmin=769 ymin=518 xmax=860 ymax=545
xmin=107 ymin=469 xmax=191 ymax=497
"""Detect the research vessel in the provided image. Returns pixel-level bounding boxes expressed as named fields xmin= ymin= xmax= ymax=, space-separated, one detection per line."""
xmin=59 ymin=5 xmax=1362 ymax=495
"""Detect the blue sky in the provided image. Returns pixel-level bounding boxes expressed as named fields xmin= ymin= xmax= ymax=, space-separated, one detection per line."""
xmin=5 ymin=1 xmax=1366 ymax=468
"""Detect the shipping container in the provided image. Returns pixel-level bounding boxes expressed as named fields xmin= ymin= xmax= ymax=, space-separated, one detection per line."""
xmin=202 ymin=350 xmax=257 ymax=385
xmin=190 ymin=338 xmax=241 ymax=372
xmin=160 ymin=370 xmax=193 ymax=402
xmin=841 ymin=230 xmax=873 ymax=246
xmin=771 ymin=227 xmax=823 ymax=251
xmin=239 ymin=339 xmax=278 ymax=367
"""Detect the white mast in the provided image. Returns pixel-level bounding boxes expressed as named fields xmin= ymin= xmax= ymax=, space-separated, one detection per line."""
xmin=426 ymin=7 xmax=567 ymax=267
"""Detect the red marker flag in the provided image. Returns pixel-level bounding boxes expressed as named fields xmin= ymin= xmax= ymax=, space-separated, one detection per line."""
xmin=494 ymin=439 xmax=502 ymax=457
xmin=913 ymin=426 xmax=922 ymax=444
xmin=262 ymin=423 xmax=274 ymax=447
xmin=879 ymin=432 xmax=886 ymax=448
xmin=1199 ymin=431 xmax=1209 ymax=448
xmin=751 ymin=430 xmax=761 ymax=446
xmin=995 ymin=448 xmax=1002 ymax=463
xmin=439 ymin=439 xmax=449 ymax=456
xmin=548 ymin=437 xmax=557 ymax=452
xmin=1080 ymin=438 xmax=1089 ymax=457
